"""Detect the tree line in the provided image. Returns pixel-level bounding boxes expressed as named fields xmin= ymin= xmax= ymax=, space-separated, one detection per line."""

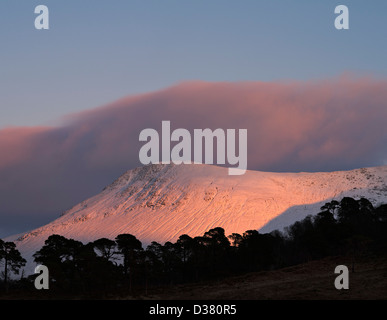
xmin=1 ymin=196 xmax=387 ymax=297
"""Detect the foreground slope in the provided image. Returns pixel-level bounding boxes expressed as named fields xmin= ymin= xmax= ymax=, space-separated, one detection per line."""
xmin=5 ymin=163 xmax=387 ymax=276
xmin=148 ymin=254 xmax=387 ymax=300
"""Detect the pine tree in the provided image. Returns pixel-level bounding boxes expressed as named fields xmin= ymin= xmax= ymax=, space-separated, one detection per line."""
xmin=0 ymin=240 xmax=26 ymax=292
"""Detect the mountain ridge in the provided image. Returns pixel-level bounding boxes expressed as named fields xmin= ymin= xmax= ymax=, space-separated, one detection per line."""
xmin=5 ymin=163 xmax=387 ymax=276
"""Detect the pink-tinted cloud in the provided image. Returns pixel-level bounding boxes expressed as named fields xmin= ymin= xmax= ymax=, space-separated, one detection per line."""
xmin=1 ymin=75 xmax=387 ymax=236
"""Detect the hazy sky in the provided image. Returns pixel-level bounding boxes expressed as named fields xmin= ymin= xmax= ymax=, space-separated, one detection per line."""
xmin=1 ymin=1 xmax=387 ymax=238
xmin=1 ymin=0 xmax=387 ymax=128
xmin=1 ymin=77 xmax=387 ymax=237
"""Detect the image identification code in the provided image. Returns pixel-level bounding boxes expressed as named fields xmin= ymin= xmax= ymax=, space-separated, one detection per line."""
xmin=149 ymin=304 xmax=237 ymax=317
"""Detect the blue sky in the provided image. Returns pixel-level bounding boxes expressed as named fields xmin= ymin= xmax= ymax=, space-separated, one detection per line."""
xmin=1 ymin=0 xmax=387 ymax=237
xmin=1 ymin=0 xmax=387 ymax=128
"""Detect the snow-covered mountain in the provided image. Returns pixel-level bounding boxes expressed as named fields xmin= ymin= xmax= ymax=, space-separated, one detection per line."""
xmin=5 ymin=163 xmax=387 ymax=276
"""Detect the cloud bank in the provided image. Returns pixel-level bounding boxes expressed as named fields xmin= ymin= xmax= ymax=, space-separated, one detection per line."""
xmin=1 ymin=76 xmax=387 ymax=236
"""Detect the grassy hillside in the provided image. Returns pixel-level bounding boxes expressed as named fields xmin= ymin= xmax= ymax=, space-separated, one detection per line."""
xmin=140 ymin=253 xmax=387 ymax=300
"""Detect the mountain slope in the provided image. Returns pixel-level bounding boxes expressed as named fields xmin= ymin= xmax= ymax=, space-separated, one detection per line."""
xmin=5 ymin=163 xmax=387 ymax=276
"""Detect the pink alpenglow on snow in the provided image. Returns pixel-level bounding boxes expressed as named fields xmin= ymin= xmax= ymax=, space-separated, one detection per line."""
xmin=1 ymin=76 xmax=387 ymax=235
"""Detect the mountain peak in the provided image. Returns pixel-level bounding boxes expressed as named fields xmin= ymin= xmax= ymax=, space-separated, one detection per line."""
xmin=6 ymin=164 xmax=387 ymax=276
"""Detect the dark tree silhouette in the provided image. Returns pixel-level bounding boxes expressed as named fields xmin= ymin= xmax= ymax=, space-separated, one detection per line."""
xmin=92 ymin=238 xmax=117 ymax=262
xmin=203 ymin=227 xmax=230 ymax=248
xmin=115 ymin=233 xmax=142 ymax=292
xmin=375 ymin=204 xmax=387 ymax=222
xmin=358 ymin=197 xmax=374 ymax=215
xmin=33 ymin=234 xmax=83 ymax=268
xmin=176 ymin=234 xmax=194 ymax=264
xmin=228 ymin=233 xmax=243 ymax=247
xmin=175 ymin=234 xmax=194 ymax=282
xmin=321 ymin=200 xmax=340 ymax=217
xmin=33 ymin=234 xmax=95 ymax=292
xmin=338 ymin=197 xmax=360 ymax=222
xmin=145 ymin=241 xmax=164 ymax=285
xmin=0 ymin=240 xmax=26 ymax=292
xmin=201 ymin=227 xmax=231 ymax=276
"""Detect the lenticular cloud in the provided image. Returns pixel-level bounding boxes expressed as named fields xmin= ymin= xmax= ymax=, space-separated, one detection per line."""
xmin=1 ymin=75 xmax=387 ymax=233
